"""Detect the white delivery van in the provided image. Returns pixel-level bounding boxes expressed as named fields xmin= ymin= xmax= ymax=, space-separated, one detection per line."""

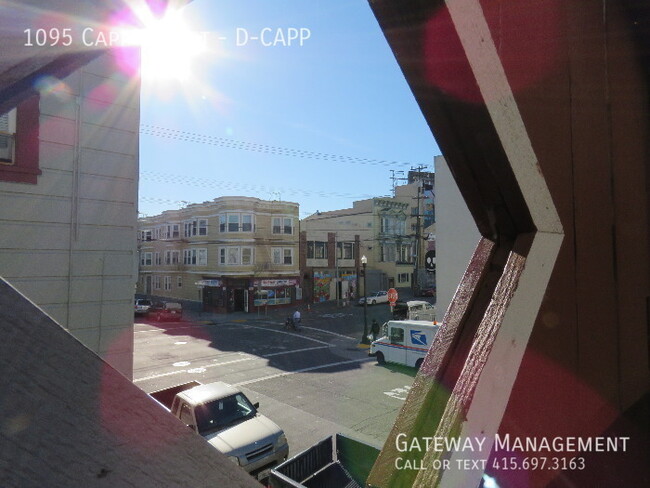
xmin=405 ymin=300 xmax=436 ymax=321
xmin=369 ymin=320 xmax=440 ymax=369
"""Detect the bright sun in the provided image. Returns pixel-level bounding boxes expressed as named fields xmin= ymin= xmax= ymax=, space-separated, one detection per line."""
xmin=129 ymin=7 xmax=206 ymax=83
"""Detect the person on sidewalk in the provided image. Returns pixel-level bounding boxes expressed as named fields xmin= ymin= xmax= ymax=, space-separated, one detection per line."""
xmin=371 ymin=319 xmax=380 ymax=341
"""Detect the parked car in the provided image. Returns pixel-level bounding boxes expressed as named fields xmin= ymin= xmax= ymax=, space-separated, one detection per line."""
xmin=358 ymin=291 xmax=389 ymax=305
xmin=134 ymin=298 xmax=153 ymax=316
xmin=150 ymin=381 xmax=289 ymax=481
xmin=150 ymin=301 xmax=183 ymax=321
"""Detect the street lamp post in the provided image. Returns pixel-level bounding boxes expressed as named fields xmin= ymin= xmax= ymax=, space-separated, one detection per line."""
xmin=361 ymin=255 xmax=369 ymax=344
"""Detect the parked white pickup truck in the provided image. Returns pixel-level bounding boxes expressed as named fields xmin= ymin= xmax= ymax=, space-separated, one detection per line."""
xmin=150 ymin=381 xmax=289 ymax=480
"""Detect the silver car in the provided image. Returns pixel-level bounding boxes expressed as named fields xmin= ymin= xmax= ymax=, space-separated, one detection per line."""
xmin=358 ymin=291 xmax=389 ymax=305
xmin=134 ymin=298 xmax=152 ymax=315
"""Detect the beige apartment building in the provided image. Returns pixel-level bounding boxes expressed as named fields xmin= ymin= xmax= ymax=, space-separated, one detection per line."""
xmin=136 ymin=196 xmax=300 ymax=313
xmin=0 ymin=51 xmax=140 ymax=378
xmin=393 ymin=169 xmax=436 ymax=292
xmin=301 ymin=196 xmax=414 ymax=294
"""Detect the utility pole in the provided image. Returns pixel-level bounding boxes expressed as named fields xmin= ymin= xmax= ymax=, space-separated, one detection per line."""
xmin=390 ymin=170 xmax=406 ymax=197
xmin=413 ymin=181 xmax=422 ymax=296
xmin=335 ymin=233 xmax=340 ymax=307
xmin=410 ymin=165 xmax=426 ymax=296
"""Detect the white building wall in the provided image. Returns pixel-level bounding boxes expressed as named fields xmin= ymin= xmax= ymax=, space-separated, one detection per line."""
xmin=0 ymin=51 xmax=139 ymax=378
xmin=435 ymin=155 xmax=480 ymax=319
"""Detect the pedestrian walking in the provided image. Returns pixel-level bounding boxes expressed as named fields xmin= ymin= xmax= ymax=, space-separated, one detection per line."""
xmin=371 ymin=319 xmax=380 ymax=341
xmin=292 ymin=308 xmax=302 ymax=330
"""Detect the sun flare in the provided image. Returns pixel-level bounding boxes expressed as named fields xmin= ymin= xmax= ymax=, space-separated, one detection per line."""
xmin=128 ymin=7 xmax=207 ymax=83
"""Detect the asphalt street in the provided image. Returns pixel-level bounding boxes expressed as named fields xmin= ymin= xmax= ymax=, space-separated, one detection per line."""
xmin=133 ymin=297 xmax=432 ymax=457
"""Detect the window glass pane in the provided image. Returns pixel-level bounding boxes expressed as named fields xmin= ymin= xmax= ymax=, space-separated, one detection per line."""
xmin=228 ymin=214 xmax=239 ymax=232
xmin=272 ymin=248 xmax=282 ymax=264
xmin=283 ymin=248 xmax=292 ymax=265
xmin=272 ymin=217 xmax=281 ymax=234
xmin=390 ymin=327 xmax=405 ymax=345
xmin=284 ymin=218 xmax=292 ymax=234
xmin=227 ymin=247 xmax=239 ymax=264
xmin=242 ymin=214 xmax=252 ymax=232
xmin=315 ymin=242 xmax=326 ymax=259
xmin=219 ymin=215 xmax=226 ymax=232
xmin=198 ymin=248 xmax=207 ymax=265
xmin=344 ymin=242 xmax=353 ymax=259
xmin=242 ymin=248 xmax=252 ymax=265
xmin=307 ymin=241 xmax=314 ymax=259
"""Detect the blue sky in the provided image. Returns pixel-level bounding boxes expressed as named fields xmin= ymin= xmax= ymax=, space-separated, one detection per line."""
xmin=138 ymin=0 xmax=439 ymax=218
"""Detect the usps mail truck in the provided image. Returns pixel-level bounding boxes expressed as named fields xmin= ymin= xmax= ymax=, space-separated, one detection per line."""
xmin=369 ymin=320 xmax=440 ymax=369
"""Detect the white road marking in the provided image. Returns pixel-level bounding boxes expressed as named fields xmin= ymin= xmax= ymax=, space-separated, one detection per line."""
xmin=243 ymin=324 xmax=331 ymax=345
xmin=134 ymin=343 xmax=348 ymax=383
xmin=234 ymin=358 xmax=371 ymax=387
xmin=299 ymin=326 xmax=357 ymax=340
xmin=134 ymin=356 xmax=259 ymax=383
xmin=383 ymin=385 xmax=412 ymax=401
xmin=263 ymin=345 xmax=330 ymax=357
xmin=134 ymin=369 xmax=187 ymax=382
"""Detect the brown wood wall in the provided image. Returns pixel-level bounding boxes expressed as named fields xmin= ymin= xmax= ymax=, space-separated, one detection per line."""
xmin=370 ymin=0 xmax=649 ymax=486
xmin=496 ymin=1 xmax=649 ymax=485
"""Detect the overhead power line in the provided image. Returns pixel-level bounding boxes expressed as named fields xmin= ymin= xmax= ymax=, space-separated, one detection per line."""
xmin=139 ymin=171 xmax=376 ymax=200
xmin=139 ymin=124 xmax=419 ymax=168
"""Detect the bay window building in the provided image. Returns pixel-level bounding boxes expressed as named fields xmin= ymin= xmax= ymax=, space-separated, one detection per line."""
xmin=137 ymin=196 xmax=300 ymax=313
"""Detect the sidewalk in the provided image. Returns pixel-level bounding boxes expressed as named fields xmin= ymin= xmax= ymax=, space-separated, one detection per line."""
xmin=185 ymin=299 xmax=364 ymax=325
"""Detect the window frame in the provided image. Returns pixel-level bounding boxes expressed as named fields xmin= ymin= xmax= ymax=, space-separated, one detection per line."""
xmin=273 ymin=216 xmax=293 ymax=234
xmin=0 ymin=108 xmax=17 ymax=163
xmin=272 ymin=247 xmax=294 ymax=265
xmin=0 ymin=95 xmax=41 ymax=184
xmin=219 ymin=246 xmax=255 ymax=266
xmin=141 ymin=252 xmax=153 ymax=266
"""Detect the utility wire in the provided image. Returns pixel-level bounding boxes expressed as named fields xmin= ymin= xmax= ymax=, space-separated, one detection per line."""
xmin=140 ymin=124 xmax=420 ymax=168
xmin=139 ymin=170 xmax=375 ymax=200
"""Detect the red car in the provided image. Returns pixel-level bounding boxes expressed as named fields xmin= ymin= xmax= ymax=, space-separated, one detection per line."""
xmin=419 ymin=288 xmax=436 ymax=297
xmin=150 ymin=301 xmax=183 ymax=321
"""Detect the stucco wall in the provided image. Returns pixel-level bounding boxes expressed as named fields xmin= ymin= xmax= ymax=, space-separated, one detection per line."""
xmin=434 ymin=155 xmax=480 ymax=319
